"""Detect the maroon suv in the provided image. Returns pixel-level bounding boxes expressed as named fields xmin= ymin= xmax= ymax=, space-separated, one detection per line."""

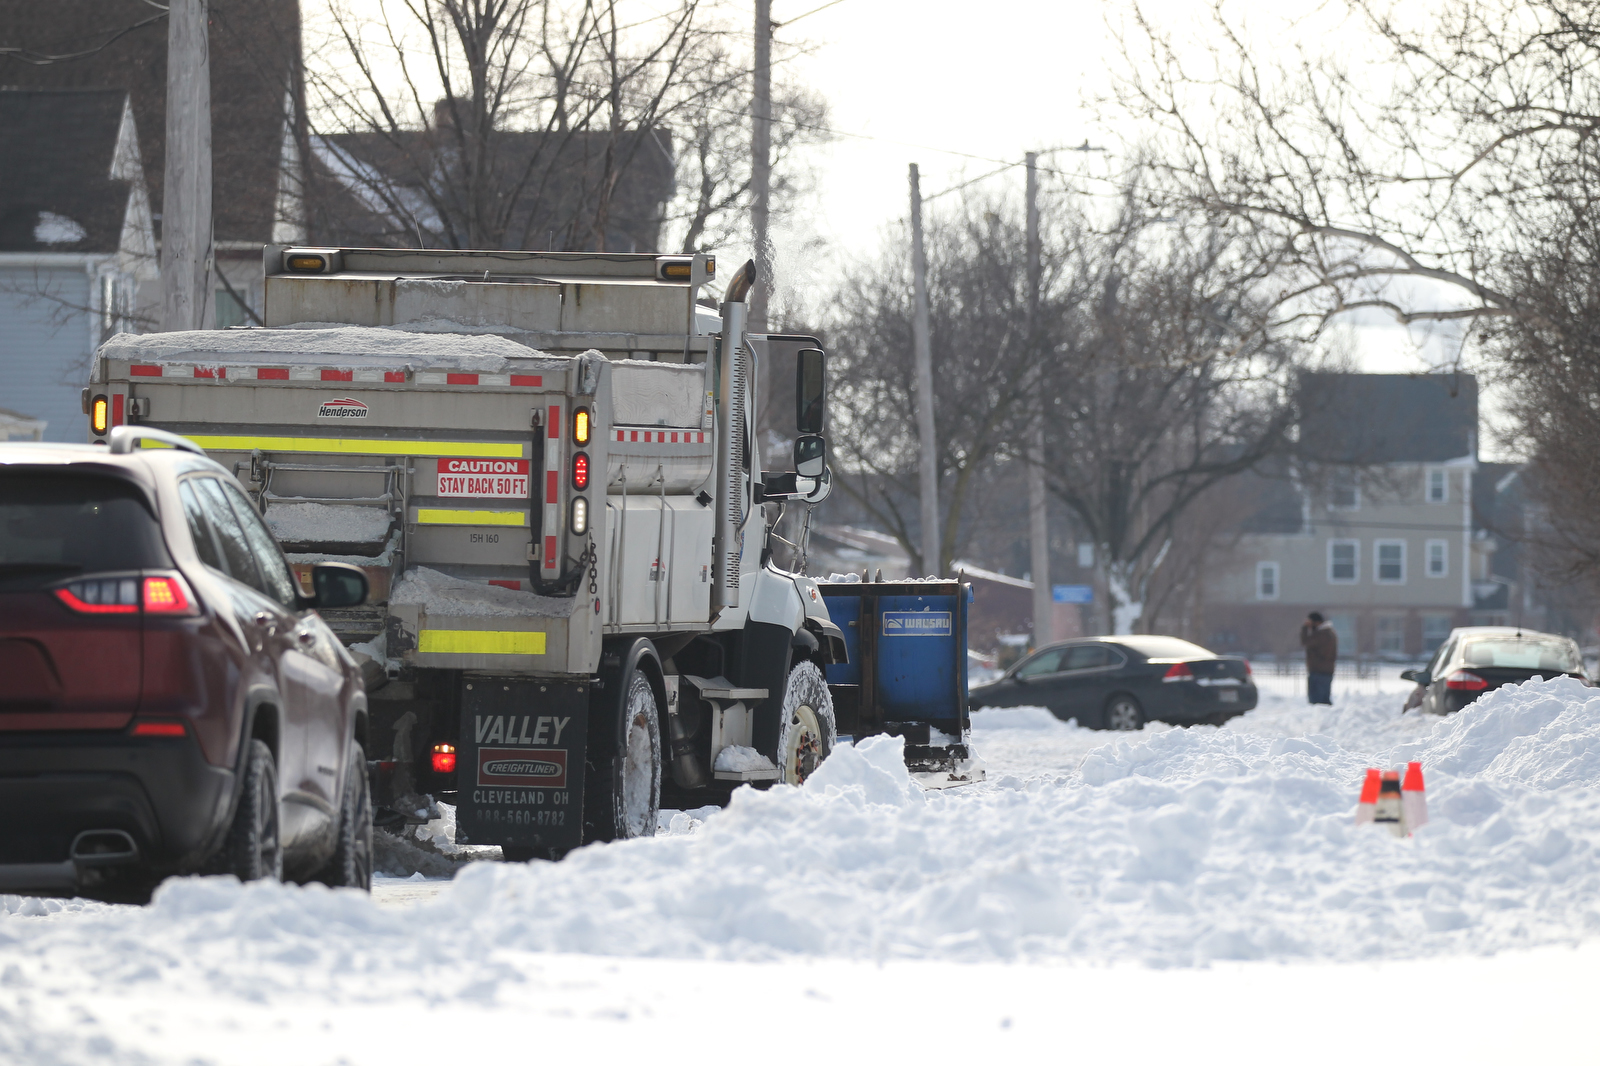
xmin=0 ymin=428 xmax=373 ymax=900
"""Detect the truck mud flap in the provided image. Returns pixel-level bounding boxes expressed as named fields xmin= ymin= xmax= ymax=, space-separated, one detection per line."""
xmin=454 ymin=676 xmax=588 ymax=858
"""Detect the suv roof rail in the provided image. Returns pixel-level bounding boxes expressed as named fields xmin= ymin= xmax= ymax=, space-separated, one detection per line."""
xmin=108 ymin=426 xmax=207 ymax=456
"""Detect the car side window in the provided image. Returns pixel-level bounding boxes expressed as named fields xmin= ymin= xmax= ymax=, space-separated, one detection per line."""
xmin=218 ymin=481 xmax=299 ymax=608
xmin=1428 ymin=638 xmax=1457 ymax=679
xmin=178 ymin=481 xmax=224 ymax=572
xmin=1014 ymin=649 xmax=1063 ymax=677
xmin=192 ymin=477 xmax=263 ymax=592
xmin=1063 ymin=645 xmax=1112 ymax=671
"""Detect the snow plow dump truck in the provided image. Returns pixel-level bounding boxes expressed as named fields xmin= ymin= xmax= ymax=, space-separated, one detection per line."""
xmin=89 ymin=246 xmax=847 ymax=859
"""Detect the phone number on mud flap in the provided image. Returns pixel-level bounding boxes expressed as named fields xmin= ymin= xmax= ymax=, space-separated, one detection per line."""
xmin=470 ymin=806 xmax=568 ymax=827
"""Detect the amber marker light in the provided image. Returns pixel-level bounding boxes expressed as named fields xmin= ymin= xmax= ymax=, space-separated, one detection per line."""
xmin=91 ymin=395 xmax=109 ymax=435
xmin=572 ymin=406 xmax=590 ymax=446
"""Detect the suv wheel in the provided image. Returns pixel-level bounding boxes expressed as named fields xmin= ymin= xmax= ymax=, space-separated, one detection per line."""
xmin=208 ymin=738 xmax=282 ymax=882
xmin=1103 ymin=694 xmax=1145 ymax=731
xmin=315 ymin=742 xmax=373 ymax=891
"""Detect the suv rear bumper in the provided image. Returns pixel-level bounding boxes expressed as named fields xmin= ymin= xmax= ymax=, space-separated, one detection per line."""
xmin=0 ymin=730 xmax=235 ymax=894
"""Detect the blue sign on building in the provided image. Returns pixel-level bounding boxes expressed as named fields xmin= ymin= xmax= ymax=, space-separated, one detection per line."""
xmin=1052 ymin=584 xmax=1094 ymax=604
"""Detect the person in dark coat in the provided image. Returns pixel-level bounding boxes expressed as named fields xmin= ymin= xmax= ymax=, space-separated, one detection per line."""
xmin=1300 ymin=611 xmax=1337 ymax=705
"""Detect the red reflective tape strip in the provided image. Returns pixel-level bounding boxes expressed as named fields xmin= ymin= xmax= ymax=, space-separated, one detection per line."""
xmin=697 ymin=432 xmax=705 ymax=443
xmin=547 ymin=405 xmax=560 ymax=439
xmin=510 ymin=375 xmax=542 ymax=387
xmin=671 ymin=432 xmax=679 ymax=443
xmin=130 ymin=364 xmax=161 ymax=377
xmin=488 ymin=579 xmax=521 ymax=590
xmin=384 ymin=371 xmax=406 ymax=383
xmin=630 ymin=430 xmax=639 ymax=442
xmin=193 ymin=367 xmax=220 ymax=378
xmin=111 ymin=393 xmax=124 ymax=427
xmin=447 ymin=373 xmax=478 ymax=385
xmin=321 ymin=369 xmax=353 ymax=381
xmin=544 ymin=536 xmax=557 ymax=568
xmin=257 ymin=368 xmax=289 ymax=380
xmin=546 ymin=470 xmax=558 ymax=498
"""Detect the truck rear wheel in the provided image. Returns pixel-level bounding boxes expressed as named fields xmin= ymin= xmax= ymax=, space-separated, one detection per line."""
xmin=777 ymin=661 xmax=836 ymax=785
xmin=584 ymin=667 xmax=662 ymax=843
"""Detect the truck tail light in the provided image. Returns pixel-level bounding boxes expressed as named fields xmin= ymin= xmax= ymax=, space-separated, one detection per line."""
xmin=572 ymin=451 xmax=589 ymax=490
xmin=572 ymin=406 xmax=590 ymax=445
xmin=570 ymin=496 xmax=588 ymax=535
xmin=431 ymin=743 xmax=457 ymax=774
xmin=91 ymin=394 xmax=110 ymax=435
xmin=1162 ymin=663 xmax=1194 ymax=683
xmin=1445 ymin=669 xmax=1489 ymax=690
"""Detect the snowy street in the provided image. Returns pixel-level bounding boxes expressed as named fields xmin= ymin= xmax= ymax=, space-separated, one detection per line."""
xmin=5 ymin=676 xmax=1599 ymax=1063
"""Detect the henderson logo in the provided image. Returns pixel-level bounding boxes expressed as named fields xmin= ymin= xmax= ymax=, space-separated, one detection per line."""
xmin=317 ymin=397 xmax=369 ymax=419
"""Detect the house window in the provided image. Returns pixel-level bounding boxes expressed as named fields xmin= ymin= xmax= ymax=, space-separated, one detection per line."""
xmin=1328 ymin=613 xmax=1357 ymax=654
xmin=1422 ymin=613 xmax=1452 ymax=653
xmin=1427 ymin=468 xmax=1448 ymax=503
xmin=1328 ymin=539 xmax=1359 ymax=583
xmin=1375 ymin=540 xmax=1405 ymax=583
xmin=1375 ymin=615 xmax=1406 ymax=656
xmin=1256 ymin=562 xmax=1279 ymax=600
xmin=1330 ymin=471 xmax=1360 ymax=510
xmin=1425 ymin=539 xmax=1448 ymax=577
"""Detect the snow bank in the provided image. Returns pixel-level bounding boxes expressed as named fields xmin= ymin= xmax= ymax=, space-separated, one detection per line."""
xmin=390 ymin=566 xmax=577 ymax=618
xmin=6 ymin=680 xmax=1600 ymax=983
xmin=264 ymin=502 xmax=392 ymax=544
xmin=99 ymin=326 xmax=567 ymax=372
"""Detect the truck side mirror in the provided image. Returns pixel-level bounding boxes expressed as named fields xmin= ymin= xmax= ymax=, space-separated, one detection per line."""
xmin=794 ymin=434 xmax=826 ymax=479
xmin=796 ymin=348 xmax=825 ymax=434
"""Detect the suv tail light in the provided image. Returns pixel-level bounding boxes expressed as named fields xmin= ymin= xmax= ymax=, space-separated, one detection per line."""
xmin=1162 ymin=663 xmax=1195 ymax=683
xmin=54 ymin=572 xmax=199 ymax=617
xmin=1445 ymin=669 xmax=1489 ymax=691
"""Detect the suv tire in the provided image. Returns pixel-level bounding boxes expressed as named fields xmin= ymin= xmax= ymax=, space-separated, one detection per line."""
xmin=315 ymin=742 xmax=373 ymax=891
xmin=207 ymin=738 xmax=283 ymax=882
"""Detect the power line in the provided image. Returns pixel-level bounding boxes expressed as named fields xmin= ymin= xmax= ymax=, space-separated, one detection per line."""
xmin=0 ymin=8 xmax=169 ymax=66
xmin=773 ymin=0 xmax=848 ymax=29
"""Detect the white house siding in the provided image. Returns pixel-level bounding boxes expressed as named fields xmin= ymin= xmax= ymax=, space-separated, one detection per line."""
xmin=0 ymin=266 xmax=94 ymax=442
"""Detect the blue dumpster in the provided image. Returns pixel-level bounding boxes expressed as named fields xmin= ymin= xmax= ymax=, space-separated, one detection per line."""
xmin=818 ymin=578 xmax=978 ymax=781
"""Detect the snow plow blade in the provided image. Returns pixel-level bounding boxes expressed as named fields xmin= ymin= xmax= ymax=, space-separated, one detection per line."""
xmin=818 ymin=578 xmax=983 ymax=786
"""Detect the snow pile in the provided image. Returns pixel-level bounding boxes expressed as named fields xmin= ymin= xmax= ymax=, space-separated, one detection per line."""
xmin=100 ymin=326 xmax=564 ymax=373
xmin=264 ymin=502 xmax=392 ymax=544
xmin=6 ymin=680 xmax=1600 ymax=985
xmin=390 ymin=566 xmax=577 ymax=618
xmin=712 ymin=745 xmax=777 ymax=773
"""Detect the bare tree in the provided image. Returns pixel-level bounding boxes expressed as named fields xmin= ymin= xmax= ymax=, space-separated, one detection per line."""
xmin=1111 ymin=0 xmax=1600 ymax=592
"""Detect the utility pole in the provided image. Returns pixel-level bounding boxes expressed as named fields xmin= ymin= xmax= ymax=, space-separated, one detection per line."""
xmin=909 ymin=163 xmax=940 ymax=577
xmin=161 ymin=0 xmax=213 ymax=332
xmin=1025 ymin=151 xmax=1051 ymax=646
xmin=749 ymin=0 xmax=772 ymax=334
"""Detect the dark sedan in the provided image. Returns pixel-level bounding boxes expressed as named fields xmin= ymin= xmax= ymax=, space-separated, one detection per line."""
xmin=970 ymin=636 xmax=1257 ymax=730
xmin=1402 ymin=627 xmax=1588 ymax=715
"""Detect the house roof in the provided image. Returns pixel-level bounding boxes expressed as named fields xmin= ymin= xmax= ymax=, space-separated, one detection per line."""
xmin=0 ymin=0 xmax=302 ymax=246
xmin=0 ymin=89 xmax=132 ymax=253
xmin=1298 ymin=372 xmax=1478 ymax=464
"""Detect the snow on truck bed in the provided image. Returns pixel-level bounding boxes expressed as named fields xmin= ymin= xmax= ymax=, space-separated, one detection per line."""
xmin=98 ymin=326 xmax=569 ymax=372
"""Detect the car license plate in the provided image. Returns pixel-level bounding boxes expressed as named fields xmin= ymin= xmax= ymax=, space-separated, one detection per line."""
xmin=1218 ymin=689 xmax=1238 ymax=703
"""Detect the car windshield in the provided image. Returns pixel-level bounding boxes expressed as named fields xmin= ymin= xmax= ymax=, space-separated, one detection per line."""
xmin=1113 ymin=636 xmax=1214 ymax=660
xmin=0 ymin=472 xmax=171 ymax=581
xmin=1461 ymin=638 xmax=1580 ymax=673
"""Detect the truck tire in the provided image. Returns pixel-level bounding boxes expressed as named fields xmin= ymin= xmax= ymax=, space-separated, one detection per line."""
xmin=777 ymin=661 xmax=836 ymax=785
xmin=584 ymin=667 xmax=662 ymax=843
xmin=206 ymin=739 xmax=283 ymax=882
xmin=315 ymin=742 xmax=373 ymax=891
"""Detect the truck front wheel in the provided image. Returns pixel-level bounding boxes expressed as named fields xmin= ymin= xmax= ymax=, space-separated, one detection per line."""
xmin=777 ymin=661 xmax=836 ymax=785
xmin=584 ymin=667 xmax=662 ymax=843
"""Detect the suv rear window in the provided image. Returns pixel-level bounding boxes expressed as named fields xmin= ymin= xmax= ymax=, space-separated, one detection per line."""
xmin=0 ymin=472 xmax=171 ymax=585
xmin=1113 ymin=636 xmax=1214 ymax=659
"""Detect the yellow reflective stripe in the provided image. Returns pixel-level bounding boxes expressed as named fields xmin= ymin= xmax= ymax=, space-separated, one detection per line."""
xmin=415 ymin=508 xmax=527 ymax=527
xmin=183 ymin=435 xmax=522 ymax=458
xmin=418 ymin=630 xmax=546 ymax=655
